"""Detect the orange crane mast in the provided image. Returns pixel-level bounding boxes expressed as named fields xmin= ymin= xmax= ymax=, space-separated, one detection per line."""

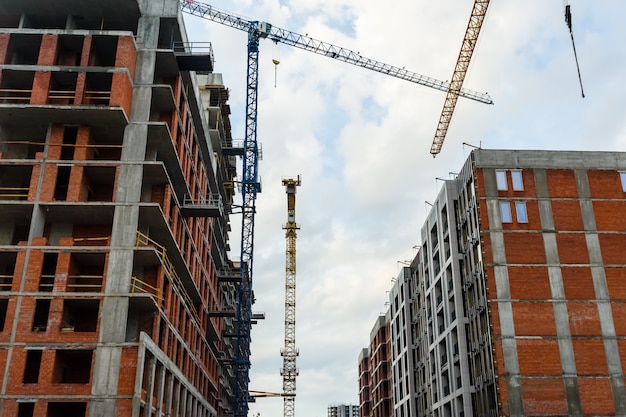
xmin=431 ymin=0 xmax=491 ymax=156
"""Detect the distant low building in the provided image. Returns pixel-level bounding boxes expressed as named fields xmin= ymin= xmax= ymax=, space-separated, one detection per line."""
xmin=358 ymin=313 xmax=393 ymax=417
xmin=358 ymin=348 xmax=372 ymax=417
xmin=328 ymin=403 xmax=360 ymax=417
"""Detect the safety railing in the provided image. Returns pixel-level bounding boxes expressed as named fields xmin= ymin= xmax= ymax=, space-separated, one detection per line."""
xmin=131 ymin=276 xmax=164 ymax=306
xmin=0 ymin=275 xmax=13 ymax=291
xmin=72 ymin=236 xmax=111 ymax=247
xmin=38 ymin=274 xmax=55 ymax=292
xmin=66 ymin=275 xmax=103 ymax=292
xmin=0 ymin=88 xmax=111 ymax=105
xmin=0 ymin=186 xmax=29 ymax=200
xmin=0 ymin=88 xmax=31 ymax=102
xmin=135 ymin=230 xmax=200 ymax=324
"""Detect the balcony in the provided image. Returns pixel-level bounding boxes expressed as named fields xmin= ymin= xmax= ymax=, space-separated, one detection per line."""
xmin=181 ymin=193 xmax=223 ymax=218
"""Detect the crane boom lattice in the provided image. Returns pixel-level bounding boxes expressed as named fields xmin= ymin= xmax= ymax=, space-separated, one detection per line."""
xmin=431 ymin=0 xmax=491 ymax=156
xmin=281 ymin=176 xmax=301 ymax=417
xmin=180 ymin=0 xmax=493 ymax=105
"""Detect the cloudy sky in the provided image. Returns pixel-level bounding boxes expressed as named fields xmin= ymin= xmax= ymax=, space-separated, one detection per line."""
xmin=182 ymin=1 xmax=626 ymax=416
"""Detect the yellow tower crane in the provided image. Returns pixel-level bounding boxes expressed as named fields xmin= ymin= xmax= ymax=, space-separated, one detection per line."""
xmin=281 ymin=176 xmax=301 ymax=417
xmin=431 ymin=0 xmax=491 ymax=156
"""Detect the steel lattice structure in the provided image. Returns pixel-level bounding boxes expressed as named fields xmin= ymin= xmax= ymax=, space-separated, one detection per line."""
xmin=281 ymin=177 xmax=301 ymax=417
xmin=431 ymin=0 xmax=491 ymax=156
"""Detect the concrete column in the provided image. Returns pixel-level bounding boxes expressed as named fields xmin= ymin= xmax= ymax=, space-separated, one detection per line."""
xmin=534 ymin=168 xmax=583 ymax=415
xmin=486 ymin=184 xmax=524 ymax=416
xmin=576 ymin=170 xmax=626 ymax=414
xmin=90 ymin=12 xmax=161 ymax=417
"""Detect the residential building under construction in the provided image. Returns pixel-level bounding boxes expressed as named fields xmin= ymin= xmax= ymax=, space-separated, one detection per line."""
xmin=0 ymin=0 xmax=240 ymax=416
xmin=372 ymin=149 xmax=626 ymax=417
xmin=359 ymin=313 xmax=393 ymax=417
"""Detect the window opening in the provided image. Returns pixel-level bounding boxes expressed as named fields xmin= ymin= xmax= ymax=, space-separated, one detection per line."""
xmin=61 ymin=299 xmax=99 ymax=332
xmin=40 ymin=252 xmax=58 ymax=292
xmin=61 ymin=126 xmax=78 ymax=160
xmin=53 ymin=166 xmax=71 ymax=201
xmin=17 ymin=402 xmax=35 ymax=417
xmin=0 ymin=299 xmax=8 ymax=331
xmin=495 ymin=170 xmax=507 ymax=191
xmin=620 ymin=172 xmax=626 ymax=192
xmin=47 ymin=402 xmax=87 ymax=417
xmin=511 ymin=170 xmax=524 ymax=191
xmin=500 ymin=202 xmax=512 ymax=223
xmin=515 ymin=202 xmax=528 ymax=223
xmin=32 ymin=299 xmax=51 ymax=331
xmin=52 ymin=350 xmax=93 ymax=384
xmin=23 ymin=350 xmax=43 ymax=383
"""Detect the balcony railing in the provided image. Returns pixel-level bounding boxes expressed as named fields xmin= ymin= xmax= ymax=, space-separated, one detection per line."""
xmin=0 ymin=88 xmax=111 ymax=105
xmin=66 ymin=274 xmax=103 ymax=292
xmin=131 ymin=276 xmax=164 ymax=306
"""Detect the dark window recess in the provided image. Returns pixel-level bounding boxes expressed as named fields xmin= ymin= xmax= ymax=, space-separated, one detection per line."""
xmin=61 ymin=299 xmax=99 ymax=332
xmin=40 ymin=252 xmax=58 ymax=292
xmin=47 ymin=402 xmax=87 ymax=417
xmin=0 ymin=253 xmax=17 ymax=291
xmin=23 ymin=350 xmax=43 ymax=383
xmin=32 ymin=299 xmax=51 ymax=331
xmin=17 ymin=402 xmax=35 ymax=417
xmin=54 ymin=166 xmax=71 ymax=201
xmin=11 ymin=224 xmax=30 ymax=246
xmin=0 ymin=299 xmax=8 ymax=331
xmin=61 ymin=126 xmax=78 ymax=160
xmin=52 ymin=350 xmax=93 ymax=384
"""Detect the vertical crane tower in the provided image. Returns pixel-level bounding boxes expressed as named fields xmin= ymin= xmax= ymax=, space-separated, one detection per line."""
xmin=179 ymin=1 xmax=492 ymax=415
xmin=281 ymin=176 xmax=301 ymax=417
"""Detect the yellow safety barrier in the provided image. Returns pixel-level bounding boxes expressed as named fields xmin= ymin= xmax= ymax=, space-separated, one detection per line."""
xmin=131 ymin=276 xmax=164 ymax=306
xmin=135 ymin=231 xmax=200 ymax=324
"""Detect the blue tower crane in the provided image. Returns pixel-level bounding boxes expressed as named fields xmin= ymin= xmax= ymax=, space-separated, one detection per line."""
xmin=180 ymin=1 xmax=493 ymax=416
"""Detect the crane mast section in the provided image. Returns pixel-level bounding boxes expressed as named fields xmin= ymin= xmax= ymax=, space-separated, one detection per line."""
xmin=431 ymin=0 xmax=490 ymax=156
xmin=180 ymin=1 xmax=492 ymax=105
xmin=281 ymin=176 xmax=301 ymax=417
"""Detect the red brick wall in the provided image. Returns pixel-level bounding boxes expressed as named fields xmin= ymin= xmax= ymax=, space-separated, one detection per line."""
xmin=512 ymin=302 xmax=556 ymax=336
xmin=561 ymin=267 xmax=596 ymax=299
xmin=551 ymin=200 xmax=584 ymax=230
xmin=502 ymin=233 xmax=546 ymax=264
xmin=546 ymin=169 xmax=579 ymax=198
xmin=0 ymin=33 xmax=9 ymax=64
xmin=507 ymin=266 xmax=551 ymax=299
xmin=578 ymin=377 xmax=615 ymax=415
xmin=588 ymin=170 xmax=623 ymax=198
xmin=477 ymin=166 xmax=626 ymax=416
xmin=521 ymin=377 xmax=568 ymax=415
xmin=567 ymin=302 xmax=602 ymax=335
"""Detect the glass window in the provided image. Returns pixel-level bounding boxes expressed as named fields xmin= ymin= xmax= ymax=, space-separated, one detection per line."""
xmin=620 ymin=172 xmax=626 ymax=192
xmin=496 ymin=170 xmax=507 ymax=190
xmin=515 ymin=201 xmax=528 ymax=223
xmin=511 ymin=170 xmax=523 ymax=190
xmin=500 ymin=202 xmax=512 ymax=223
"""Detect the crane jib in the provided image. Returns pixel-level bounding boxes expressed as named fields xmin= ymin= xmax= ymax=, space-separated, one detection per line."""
xmin=180 ymin=0 xmax=493 ymax=105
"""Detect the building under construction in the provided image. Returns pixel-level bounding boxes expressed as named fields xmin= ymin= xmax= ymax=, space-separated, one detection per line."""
xmin=373 ymin=149 xmax=626 ymax=417
xmin=0 ymin=0 xmax=240 ymax=416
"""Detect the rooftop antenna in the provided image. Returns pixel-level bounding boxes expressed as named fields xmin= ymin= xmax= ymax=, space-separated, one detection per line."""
xmin=564 ymin=1 xmax=585 ymax=98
